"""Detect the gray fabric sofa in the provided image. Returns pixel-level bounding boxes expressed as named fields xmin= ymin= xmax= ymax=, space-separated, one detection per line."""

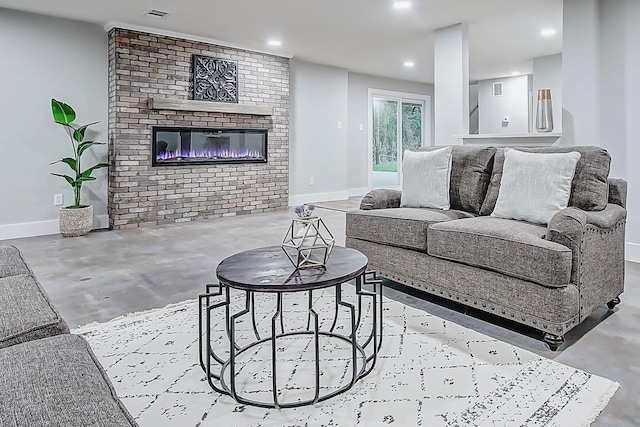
xmin=346 ymin=146 xmax=627 ymax=350
xmin=0 ymin=245 xmax=137 ymax=427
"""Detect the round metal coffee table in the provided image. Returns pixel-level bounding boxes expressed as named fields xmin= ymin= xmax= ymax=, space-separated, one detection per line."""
xmin=198 ymin=245 xmax=383 ymax=409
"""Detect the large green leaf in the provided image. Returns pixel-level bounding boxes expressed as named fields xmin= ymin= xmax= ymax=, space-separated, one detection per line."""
xmin=81 ymin=162 xmax=109 ymax=178
xmin=51 ymin=173 xmax=75 ymax=187
xmin=77 ymin=141 xmax=105 ymax=157
xmin=51 ymin=99 xmax=76 ymax=125
xmin=61 ymin=157 xmax=77 ymax=172
xmin=50 ymin=157 xmax=78 ymax=173
xmin=75 ymin=176 xmax=97 ymax=186
xmin=73 ymin=122 xmax=99 ymax=142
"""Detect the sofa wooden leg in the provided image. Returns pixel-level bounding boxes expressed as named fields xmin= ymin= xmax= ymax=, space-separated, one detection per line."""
xmin=607 ymin=297 xmax=621 ymax=310
xmin=543 ymin=333 xmax=564 ymax=351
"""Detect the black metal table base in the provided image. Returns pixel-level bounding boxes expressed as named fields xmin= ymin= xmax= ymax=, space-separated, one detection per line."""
xmin=198 ymin=271 xmax=383 ymax=409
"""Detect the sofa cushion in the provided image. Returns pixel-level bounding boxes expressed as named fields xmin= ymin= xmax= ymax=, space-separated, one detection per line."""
xmin=419 ymin=145 xmax=496 ymax=214
xmin=0 ymin=274 xmax=69 ymax=349
xmin=347 ymin=208 xmax=476 ymax=252
xmin=427 ymin=217 xmax=572 ymax=287
xmin=400 ymin=147 xmax=452 ymax=209
xmin=0 ymin=245 xmax=31 ymax=278
xmin=0 ymin=334 xmax=137 ymax=427
xmin=480 ymin=146 xmax=611 ymax=215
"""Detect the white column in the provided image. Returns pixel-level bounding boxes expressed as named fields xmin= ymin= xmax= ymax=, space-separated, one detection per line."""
xmin=561 ymin=0 xmax=600 ymax=146
xmin=434 ymin=23 xmax=469 ymax=146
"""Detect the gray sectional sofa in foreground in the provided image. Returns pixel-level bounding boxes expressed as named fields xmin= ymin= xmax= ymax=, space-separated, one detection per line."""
xmin=346 ymin=146 xmax=626 ymax=350
xmin=0 ymin=245 xmax=137 ymax=427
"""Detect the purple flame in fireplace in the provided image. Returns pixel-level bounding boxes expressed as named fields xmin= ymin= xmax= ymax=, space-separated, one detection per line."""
xmin=152 ymin=127 xmax=267 ymax=166
xmin=156 ymin=147 xmax=263 ymax=162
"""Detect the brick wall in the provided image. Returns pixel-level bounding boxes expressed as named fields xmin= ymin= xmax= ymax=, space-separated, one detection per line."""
xmin=107 ymin=28 xmax=289 ymax=229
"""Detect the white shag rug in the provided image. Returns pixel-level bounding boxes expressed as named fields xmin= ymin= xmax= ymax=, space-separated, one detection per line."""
xmin=75 ymin=287 xmax=618 ymax=427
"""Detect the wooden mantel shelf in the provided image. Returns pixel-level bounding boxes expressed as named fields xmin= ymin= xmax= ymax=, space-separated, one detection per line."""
xmin=148 ymin=97 xmax=273 ymax=116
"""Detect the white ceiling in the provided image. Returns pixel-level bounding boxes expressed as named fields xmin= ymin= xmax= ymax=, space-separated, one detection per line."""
xmin=0 ymin=0 xmax=563 ymax=83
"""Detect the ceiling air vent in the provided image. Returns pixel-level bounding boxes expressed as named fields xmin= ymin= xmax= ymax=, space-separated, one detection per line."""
xmin=493 ymin=82 xmax=504 ymax=97
xmin=144 ymin=9 xmax=169 ymax=18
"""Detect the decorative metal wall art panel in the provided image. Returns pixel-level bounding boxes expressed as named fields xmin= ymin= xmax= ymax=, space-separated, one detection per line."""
xmin=193 ymin=55 xmax=238 ymax=103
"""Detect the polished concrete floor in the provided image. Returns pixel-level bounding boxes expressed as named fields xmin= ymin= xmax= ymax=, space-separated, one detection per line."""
xmin=4 ymin=207 xmax=639 ymax=426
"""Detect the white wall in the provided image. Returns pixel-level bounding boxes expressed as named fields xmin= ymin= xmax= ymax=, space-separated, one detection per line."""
xmin=289 ymin=59 xmax=349 ymax=204
xmin=478 ymin=75 xmax=530 ymax=134
xmin=600 ymin=0 xmax=640 ymax=261
xmin=562 ymin=0 xmax=600 ymax=147
xmin=289 ymin=62 xmax=433 ymax=202
xmin=598 ymin=1 xmax=627 ymax=178
xmin=533 ymin=54 xmax=562 ymax=133
xmin=347 ymin=73 xmax=433 ymax=193
xmin=563 ymin=0 xmax=640 ymax=261
xmin=0 ymin=8 xmax=108 ymax=239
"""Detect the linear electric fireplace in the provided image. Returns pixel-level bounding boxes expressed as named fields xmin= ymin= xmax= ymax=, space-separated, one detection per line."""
xmin=152 ymin=127 xmax=268 ymax=166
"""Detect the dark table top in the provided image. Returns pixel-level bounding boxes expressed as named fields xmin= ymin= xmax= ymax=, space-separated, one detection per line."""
xmin=216 ymin=246 xmax=368 ymax=292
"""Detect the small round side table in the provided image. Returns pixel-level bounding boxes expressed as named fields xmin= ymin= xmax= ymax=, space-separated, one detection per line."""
xmin=198 ymin=245 xmax=383 ymax=409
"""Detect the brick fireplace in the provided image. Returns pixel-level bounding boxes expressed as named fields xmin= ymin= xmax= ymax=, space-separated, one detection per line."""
xmin=107 ymin=29 xmax=289 ymax=229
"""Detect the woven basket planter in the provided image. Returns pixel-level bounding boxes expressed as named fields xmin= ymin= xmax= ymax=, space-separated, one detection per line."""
xmin=59 ymin=205 xmax=93 ymax=237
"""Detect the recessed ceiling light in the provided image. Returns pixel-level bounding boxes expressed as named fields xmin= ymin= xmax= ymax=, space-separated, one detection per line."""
xmin=511 ymin=71 xmax=521 ymax=76
xmin=541 ymin=28 xmax=557 ymax=37
xmin=403 ymin=61 xmax=415 ymax=68
xmin=268 ymin=40 xmax=282 ymax=47
xmin=144 ymin=9 xmax=169 ymax=18
xmin=394 ymin=1 xmax=412 ymax=9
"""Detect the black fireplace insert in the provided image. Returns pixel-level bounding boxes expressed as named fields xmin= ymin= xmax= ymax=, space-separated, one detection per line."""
xmin=152 ymin=127 xmax=268 ymax=166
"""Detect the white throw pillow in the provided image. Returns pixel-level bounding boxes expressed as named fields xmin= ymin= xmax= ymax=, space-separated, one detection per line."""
xmin=491 ymin=148 xmax=581 ymax=225
xmin=400 ymin=146 xmax=452 ymax=210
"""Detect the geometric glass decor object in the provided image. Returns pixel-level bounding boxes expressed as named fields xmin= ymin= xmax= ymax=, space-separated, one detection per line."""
xmin=281 ymin=217 xmax=335 ymax=269
xmin=193 ymin=55 xmax=238 ymax=103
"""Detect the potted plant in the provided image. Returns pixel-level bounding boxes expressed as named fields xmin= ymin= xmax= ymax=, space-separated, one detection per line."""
xmin=50 ymin=99 xmax=108 ymax=237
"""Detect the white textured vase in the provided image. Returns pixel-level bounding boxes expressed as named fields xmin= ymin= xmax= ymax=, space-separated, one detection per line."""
xmin=59 ymin=205 xmax=93 ymax=237
xmin=535 ymin=89 xmax=554 ymax=133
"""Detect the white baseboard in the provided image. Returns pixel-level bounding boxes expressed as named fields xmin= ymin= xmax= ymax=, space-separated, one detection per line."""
xmin=0 ymin=215 xmax=110 ymax=241
xmin=0 ymin=220 xmax=60 ymax=240
xmin=289 ymin=191 xmax=350 ymax=207
xmin=626 ymin=242 xmax=640 ymax=263
xmin=348 ymin=187 xmax=370 ymax=197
